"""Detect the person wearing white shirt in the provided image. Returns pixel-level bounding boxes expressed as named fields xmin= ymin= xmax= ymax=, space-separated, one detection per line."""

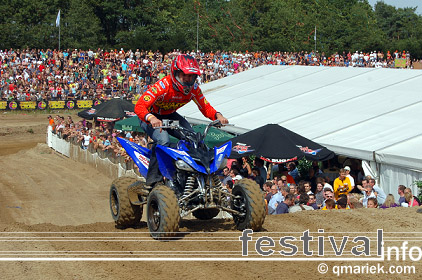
xmin=344 ymin=166 xmax=355 ymax=188
xmin=357 ymin=179 xmax=376 ymax=207
xmin=369 ymin=178 xmax=386 ymax=205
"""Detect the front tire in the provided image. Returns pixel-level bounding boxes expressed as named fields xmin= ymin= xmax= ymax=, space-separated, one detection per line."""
xmin=147 ymin=184 xmax=180 ymax=240
xmin=231 ymin=179 xmax=266 ymax=231
xmin=109 ymin=177 xmax=143 ymax=228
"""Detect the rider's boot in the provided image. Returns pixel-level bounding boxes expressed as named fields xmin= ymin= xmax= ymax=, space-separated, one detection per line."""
xmin=145 ymin=144 xmax=163 ymax=186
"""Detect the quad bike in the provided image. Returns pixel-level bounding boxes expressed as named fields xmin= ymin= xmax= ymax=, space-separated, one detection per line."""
xmin=109 ymin=119 xmax=265 ymax=239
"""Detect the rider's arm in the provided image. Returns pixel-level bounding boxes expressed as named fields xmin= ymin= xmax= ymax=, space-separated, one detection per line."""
xmin=134 ymin=80 xmax=167 ymax=123
xmin=191 ymin=88 xmax=218 ymax=120
xmin=134 ymin=90 xmax=157 ymax=123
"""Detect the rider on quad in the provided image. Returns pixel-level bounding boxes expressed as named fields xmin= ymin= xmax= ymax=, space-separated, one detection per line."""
xmin=134 ymin=54 xmax=229 ymax=185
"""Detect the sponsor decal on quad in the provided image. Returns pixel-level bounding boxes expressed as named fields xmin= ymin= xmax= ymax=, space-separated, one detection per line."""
xmin=216 ymin=145 xmax=226 ymax=155
xmin=134 ymin=151 xmax=150 ymax=168
xmin=169 ymin=149 xmax=189 ymax=156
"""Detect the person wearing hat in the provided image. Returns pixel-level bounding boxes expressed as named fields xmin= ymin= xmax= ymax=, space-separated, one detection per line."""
xmin=343 ymin=166 xmax=355 ymax=189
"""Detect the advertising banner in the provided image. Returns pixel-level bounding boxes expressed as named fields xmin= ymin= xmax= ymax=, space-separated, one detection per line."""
xmin=48 ymin=100 xmax=66 ymax=109
xmin=18 ymin=101 xmax=37 ymax=110
xmin=394 ymin=58 xmax=406 ymax=68
xmin=76 ymin=100 xmax=94 ymax=109
xmin=0 ymin=99 xmax=129 ymax=111
xmin=0 ymin=101 xmax=7 ymax=110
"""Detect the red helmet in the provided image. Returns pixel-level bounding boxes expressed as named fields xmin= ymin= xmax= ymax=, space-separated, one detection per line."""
xmin=171 ymin=54 xmax=200 ymax=94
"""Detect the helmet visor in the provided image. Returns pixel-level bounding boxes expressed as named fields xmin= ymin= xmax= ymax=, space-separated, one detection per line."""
xmin=176 ymin=71 xmax=197 ymax=88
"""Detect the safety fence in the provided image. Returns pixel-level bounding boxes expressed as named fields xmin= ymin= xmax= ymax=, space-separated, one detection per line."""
xmin=47 ymin=128 xmax=143 ymax=181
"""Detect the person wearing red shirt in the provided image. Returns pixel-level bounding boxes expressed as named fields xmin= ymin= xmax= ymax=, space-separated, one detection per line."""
xmin=134 ymin=54 xmax=228 ymax=185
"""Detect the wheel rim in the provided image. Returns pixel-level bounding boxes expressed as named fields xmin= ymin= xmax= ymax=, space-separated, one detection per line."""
xmin=148 ymin=199 xmax=161 ymax=232
xmin=232 ymin=189 xmax=247 ymax=224
xmin=110 ymin=188 xmax=119 ymax=217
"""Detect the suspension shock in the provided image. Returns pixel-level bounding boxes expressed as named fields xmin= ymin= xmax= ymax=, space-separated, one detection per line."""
xmin=181 ymin=175 xmax=196 ymax=199
xmin=212 ymin=174 xmax=223 ymax=188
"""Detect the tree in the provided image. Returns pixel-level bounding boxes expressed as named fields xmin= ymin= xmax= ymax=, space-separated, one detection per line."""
xmin=61 ymin=0 xmax=105 ymax=50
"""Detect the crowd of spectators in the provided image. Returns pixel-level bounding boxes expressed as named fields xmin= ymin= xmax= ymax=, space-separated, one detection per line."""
xmin=48 ymin=114 xmax=151 ymax=164
xmin=2 ymin=48 xmax=419 ymax=102
xmin=218 ymin=157 xmax=420 ymax=215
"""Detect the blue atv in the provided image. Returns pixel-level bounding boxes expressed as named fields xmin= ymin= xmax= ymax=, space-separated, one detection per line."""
xmin=109 ymin=120 xmax=265 ymax=239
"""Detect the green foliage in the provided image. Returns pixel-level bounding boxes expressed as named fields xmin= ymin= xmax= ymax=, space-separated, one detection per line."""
xmin=0 ymin=0 xmax=421 ymax=57
xmin=297 ymin=157 xmax=312 ymax=181
xmin=414 ymin=180 xmax=422 ymax=202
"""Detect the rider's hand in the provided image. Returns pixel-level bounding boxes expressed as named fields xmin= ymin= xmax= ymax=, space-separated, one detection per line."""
xmin=216 ymin=113 xmax=229 ymax=125
xmin=149 ymin=116 xmax=163 ymax=132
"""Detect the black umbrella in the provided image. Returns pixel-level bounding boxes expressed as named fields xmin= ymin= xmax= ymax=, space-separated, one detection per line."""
xmin=229 ymin=124 xmax=334 ymax=163
xmin=78 ymin=99 xmax=136 ymax=122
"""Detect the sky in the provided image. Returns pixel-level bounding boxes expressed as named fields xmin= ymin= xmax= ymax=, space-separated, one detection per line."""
xmin=367 ymin=0 xmax=422 ymax=15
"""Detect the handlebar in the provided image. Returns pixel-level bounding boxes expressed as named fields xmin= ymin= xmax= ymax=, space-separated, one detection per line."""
xmin=155 ymin=119 xmax=181 ymax=130
xmin=155 ymin=119 xmax=233 ymax=144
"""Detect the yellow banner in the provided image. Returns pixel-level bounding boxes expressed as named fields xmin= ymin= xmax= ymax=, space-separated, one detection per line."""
xmin=0 ymin=101 xmax=7 ymax=110
xmin=48 ymin=101 xmax=66 ymax=109
xmin=19 ymin=101 xmax=37 ymax=110
xmin=76 ymin=100 xmax=94 ymax=109
xmin=394 ymin=58 xmax=406 ymax=68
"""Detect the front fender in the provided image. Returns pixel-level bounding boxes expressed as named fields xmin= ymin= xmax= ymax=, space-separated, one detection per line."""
xmin=156 ymin=145 xmax=207 ymax=180
xmin=117 ymin=137 xmax=151 ymax=178
xmin=210 ymin=141 xmax=232 ymax=173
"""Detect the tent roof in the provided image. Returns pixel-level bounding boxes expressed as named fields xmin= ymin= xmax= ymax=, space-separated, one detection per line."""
xmin=179 ymin=65 xmax=422 ymax=170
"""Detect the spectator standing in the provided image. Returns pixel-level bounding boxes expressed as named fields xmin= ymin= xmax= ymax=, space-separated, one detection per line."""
xmin=333 ymin=168 xmax=353 ymax=200
xmin=251 ymin=167 xmax=264 ymax=190
xmin=380 ymin=194 xmax=399 ymax=209
xmin=343 ymin=166 xmax=355 ymax=189
xmin=289 ymin=194 xmax=314 ymax=213
xmin=276 ymin=193 xmax=296 ymax=214
xmin=287 ymin=162 xmax=299 ymax=183
xmin=253 ymin=158 xmax=267 ymax=183
xmin=367 ymin=197 xmax=378 ymax=208
xmin=368 ymin=178 xmax=386 ymax=205
xmin=268 ymin=185 xmax=288 ymax=215
xmin=398 ymin=185 xmax=407 ymax=206
xmin=357 ymin=179 xmax=376 ymax=207
xmin=404 ymin=193 xmax=419 ymax=207
xmin=307 ymin=194 xmax=318 ymax=209
xmin=315 ymin=181 xmax=324 ymax=208
xmin=404 ymin=188 xmax=421 ymax=205
xmin=337 ymin=197 xmax=348 ymax=210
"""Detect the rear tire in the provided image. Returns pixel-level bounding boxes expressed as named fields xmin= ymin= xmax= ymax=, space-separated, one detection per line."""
xmin=231 ymin=179 xmax=266 ymax=231
xmin=192 ymin=208 xmax=220 ymax=220
xmin=147 ymin=184 xmax=180 ymax=240
xmin=109 ymin=177 xmax=143 ymax=228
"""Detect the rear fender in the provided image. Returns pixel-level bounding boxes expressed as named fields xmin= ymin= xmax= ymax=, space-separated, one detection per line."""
xmin=117 ymin=137 xmax=151 ymax=178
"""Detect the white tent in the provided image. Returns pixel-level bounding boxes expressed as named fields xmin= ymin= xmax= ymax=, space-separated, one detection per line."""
xmin=179 ymin=65 xmax=422 ymax=200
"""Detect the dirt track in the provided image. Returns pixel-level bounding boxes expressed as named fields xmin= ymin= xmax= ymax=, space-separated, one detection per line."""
xmin=0 ymin=111 xmax=421 ymax=279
